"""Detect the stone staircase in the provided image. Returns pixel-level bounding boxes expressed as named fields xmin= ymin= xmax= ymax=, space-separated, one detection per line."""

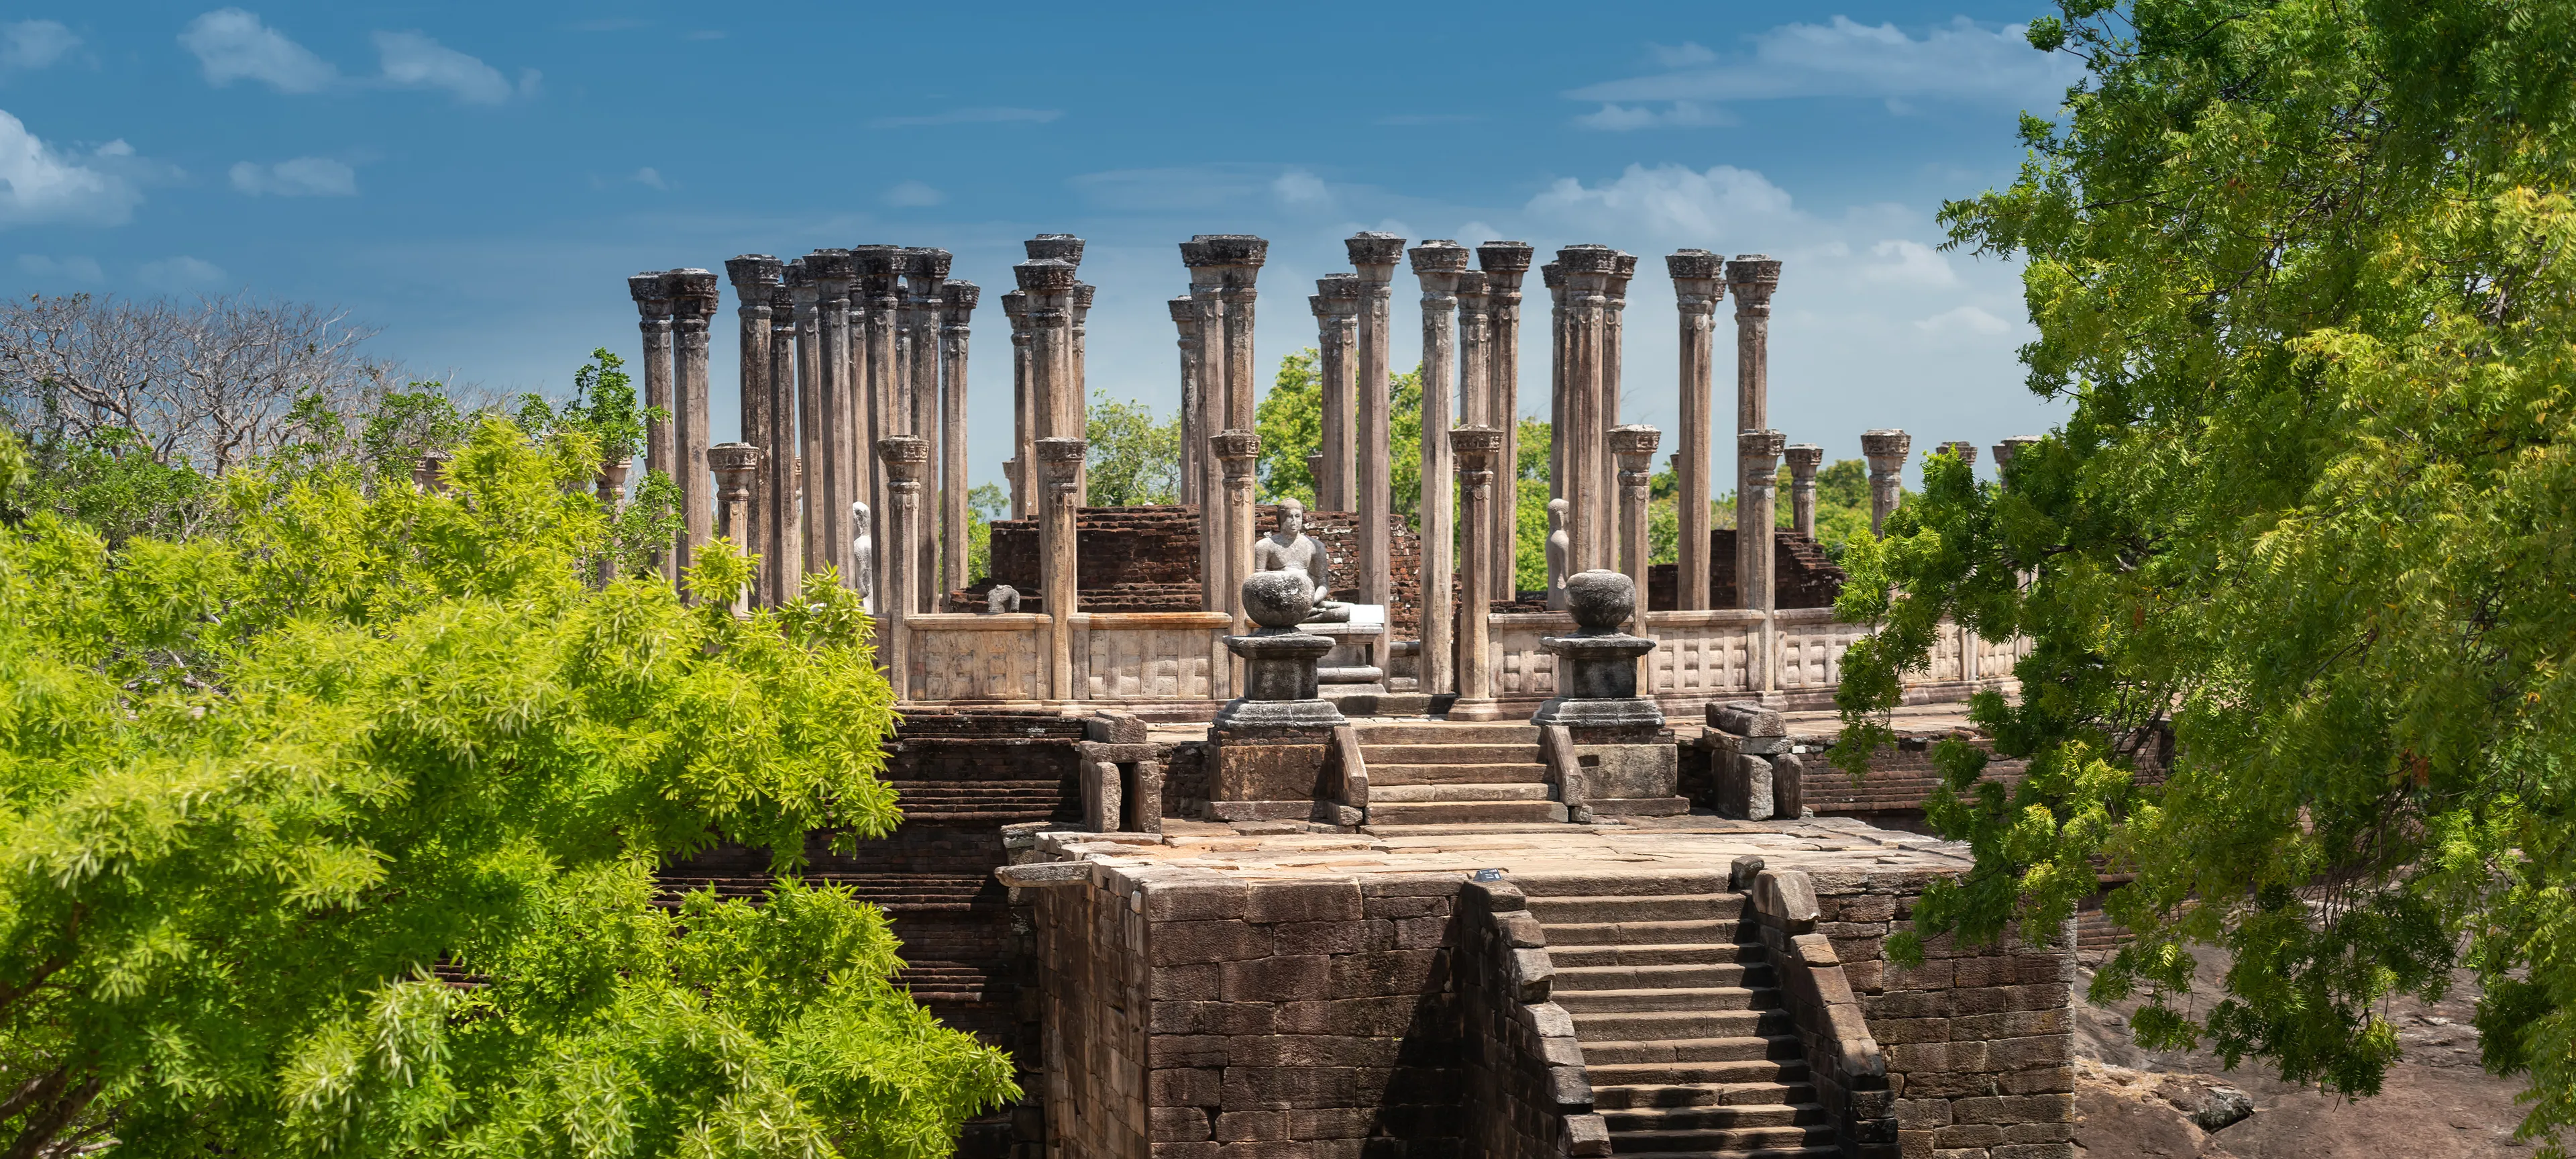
xmin=1523 ymin=876 xmax=1837 ymax=1158
xmin=1354 ymin=721 xmax=1568 ymax=825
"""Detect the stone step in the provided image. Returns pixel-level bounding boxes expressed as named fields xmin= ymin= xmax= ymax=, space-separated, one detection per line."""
xmin=1548 ymin=942 xmax=1758 ymax=968
xmin=1606 ymin=1122 xmax=1838 ymax=1154
xmin=1360 ymin=743 xmax=1542 ymax=764
xmin=1554 ymin=961 xmax=1773 ymax=991
xmin=1364 ymin=800 xmax=1571 ymax=825
xmin=1366 ymin=762 xmax=1554 ymax=787
xmin=1554 ymin=986 xmax=1784 ymax=1014
xmin=1606 ymin=1149 xmax=1838 ymax=1159
xmin=1543 ymin=919 xmax=1746 ymax=946
xmin=1353 ymin=722 xmax=1540 ymax=745
xmin=1368 ymin=783 xmax=1556 ymax=803
xmin=1571 ymin=1009 xmax=1792 ymax=1044
xmin=1581 ymin=1034 xmax=1800 ymax=1065
xmin=1526 ymin=893 xmax=1743 ymax=925
xmin=1513 ymin=873 xmax=1733 ymax=898
xmin=1600 ymin=1102 xmax=1829 ymax=1133
xmin=1585 ymin=1056 xmax=1811 ymax=1088
xmin=1589 ymin=1080 xmax=1819 ymax=1111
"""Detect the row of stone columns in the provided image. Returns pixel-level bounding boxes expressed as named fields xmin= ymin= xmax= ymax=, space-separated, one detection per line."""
xmin=1175 ymin=236 xmax=1269 ymax=621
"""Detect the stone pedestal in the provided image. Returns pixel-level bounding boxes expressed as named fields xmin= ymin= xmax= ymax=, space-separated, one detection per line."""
xmin=1533 ymin=570 xmax=1664 ymax=733
xmin=1037 ymin=437 xmax=1086 ymax=704
xmin=1346 ymin=232 xmax=1404 ymax=609
xmin=1209 ymin=570 xmax=1350 ymax=823
xmin=1477 ymin=242 xmax=1534 ymax=595
xmin=879 ymin=436 xmax=928 ymax=691
xmin=1668 ymin=250 xmax=1723 ymax=610
xmin=1785 ymin=444 xmax=1823 ymax=539
xmin=1450 ymin=426 xmax=1504 ymax=721
xmin=1860 ymin=430 xmax=1911 ymax=536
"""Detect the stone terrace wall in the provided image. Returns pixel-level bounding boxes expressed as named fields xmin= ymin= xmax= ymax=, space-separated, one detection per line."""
xmin=1809 ymin=870 xmax=2078 ymax=1159
xmin=1034 ymin=861 xmax=1153 ymax=1158
xmin=1647 ymin=529 xmax=1847 ymax=611
xmin=978 ymin=505 xmax=1425 ymax=635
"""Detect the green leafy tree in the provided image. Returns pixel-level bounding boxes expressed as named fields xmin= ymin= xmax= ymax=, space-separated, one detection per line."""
xmin=0 ymin=419 xmax=1014 ymax=1156
xmin=1254 ymin=350 xmax=1321 ymax=506
xmin=2 ymin=427 xmax=212 ymax=546
xmin=1835 ymin=1 xmax=2576 ymax=1146
xmin=1083 ymin=391 xmax=1180 ymax=506
xmin=965 ymin=482 xmax=1006 ymax=583
xmin=1512 ymin=417 xmax=1553 ymax=597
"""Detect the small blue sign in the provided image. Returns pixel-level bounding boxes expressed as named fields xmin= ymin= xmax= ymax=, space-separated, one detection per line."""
xmin=1471 ymin=868 xmax=1505 ymax=882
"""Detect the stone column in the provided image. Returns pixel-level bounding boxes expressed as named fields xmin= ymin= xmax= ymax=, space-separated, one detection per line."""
xmin=1784 ymin=444 xmax=1823 ymax=538
xmin=1558 ymin=245 xmax=1621 ymax=573
xmin=767 ymin=282 xmax=802 ymax=601
xmin=1861 ymin=430 xmax=1911 ymax=536
xmin=1002 ymin=291 xmax=1032 ymax=517
xmin=1667 ymin=250 xmax=1724 ymax=611
xmin=1938 ymin=440 xmax=1979 ymax=468
xmin=787 ymin=261 xmax=828 ymax=581
xmin=1738 ymin=430 xmax=1785 ymax=613
xmin=939 ymin=279 xmax=977 ymax=601
xmin=1036 ymin=436 xmax=1085 ymax=703
xmin=853 ymin=246 xmax=902 ymax=601
xmin=1346 ymin=232 xmax=1405 ymax=609
xmin=1603 ymin=252 xmax=1636 ymax=432
xmin=1180 ymin=242 xmax=1227 ymax=607
xmin=807 ymin=250 xmax=856 ymax=587
xmin=1543 ymin=260 xmax=1566 ymax=505
xmin=1411 ymin=241 xmax=1468 ymax=696
xmin=1171 ymin=297 xmax=1205 ymax=506
xmin=1993 ymin=435 xmax=2041 ymax=483
xmin=1198 ymin=236 xmax=1267 ymax=436
xmin=904 ymin=250 xmax=953 ymax=612
xmin=710 ymin=442 xmax=760 ymax=615
xmin=669 ymin=268 xmax=720 ymax=586
xmin=1316 ymin=274 xmax=1361 ymax=511
xmin=1477 ymin=242 xmax=1534 ymax=595
xmin=1213 ymin=430 xmax=1261 ymax=638
xmin=724 ymin=256 xmax=782 ymax=605
xmin=627 ymin=271 xmax=677 ymax=583
xmin=1456 ymin=272 xmax=1493 ymax=427
xmin=1726 ymin=255 xmax=1782 ymax=435
xmin=879 ymin=436 xmax=928 ymax=697
xmin=1449 ymin=426 xmax=1503 ymax=721
xmin=1610 ymin=425 xmax=1660 ymax=619
xmin=1017 ymin=260 xmax=1079 ymax=444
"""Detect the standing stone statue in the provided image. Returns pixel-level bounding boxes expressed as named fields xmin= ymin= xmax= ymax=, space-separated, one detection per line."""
xmin=850 ymin=500 xmax=873 ymax=601
xmin=1545 ymin=497 xmax=1572 ymax=610
xmin=1251 ymin=498 xmax=1349 ymax=622
xmin=985 ymin=584 xmax=1020 ymax=614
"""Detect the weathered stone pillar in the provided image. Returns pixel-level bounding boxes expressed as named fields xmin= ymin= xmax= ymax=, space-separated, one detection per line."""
xmin=724 ymin=256 xmax=782 ymax=605
xmin=1610 ymin=425 xmax=1660 ymax=621
xmin=1017 ymin=259 xmax=1079 ymax=448
xmin=1544 ymin=260 xmax=1566 ymax=505
xmin=1726 ymin=255 xmax=1782 ymax=436
xmin=1668 ymin=250 xmax=1724 ymax=611
xmin=1316 ymin=274 xmax=1361 ymax=511
xmin=904 ymin=250 xmax=952 ymax=611
xmin=853 ymin=247 xmax=902 ymax=600
xmin=1036 ymin=436 xmax=1085 ymax=703
xmin=669 ymin=268 xmax=720 ymax=585
xmin=1171 ymin=297 xmax=1205 ymax=507
xmin=710 ymin=442 xmax=760 ymax=615
xmin=938 ymin=279 xmax=977 ymax=601
xmin=1938 ymin=440 xmax=1979 ymax=468
xmin=1992 ymin=435 xmax=2041 ymax=478
xmin=1198 ymin=236 xmax=1267 ymax=436
xmin=1347 ymin=232 xmax=1404 ymax=609
xmin=1477 ymin=242 xmax=1534 ymax=594
xmin=1603 ymin=252 xmax=1636 ymax=433
xmin=1002 ymin=290 xmax=1032 ymax=518
xmin=766 ymin=282 xmax=802 ymax=601
xmin=1558 ymin=244 xmax=1620 ymax=572
xmin=1738 ymin=430 xmax=1785 ymax=616
xmin=1214 ymin=430 xmax=1261 ymax=638
xmin=1785 ymin=444 xmax=1823 ymax=538
xmin=879 ymin=436 xmax=928 ymax=697
xmin=628 ymin=271 xmax=677 ymax=582
xmin=1411 ymin=240 xmax=1468 ymax=695
xmin=1181 ymin=242 xmax=1227 ymax=607
xmin=1450 ymin=426 xmax=1503 ymax=721
xmin=787 ymin=262 xmax=828 ymax=581
xmin=1456 ymin=272 xmax=1493 ymax=427
xmin=808 ymin=250 xmax=857 ymax=587
xmin=1861 ymin=430 xmax=1911 ymax=536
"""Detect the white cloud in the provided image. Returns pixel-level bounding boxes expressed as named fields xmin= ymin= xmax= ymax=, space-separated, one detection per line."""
xmin=1569 ymin=17 xmax=2085 ymax=128
xmin=229 ymin=156 xmax=356 ymax=197
xmin=0 ymin=111 xmax=146 ymax=227
xmin=1646 ymin=40 xmax=1717 ymax=68
xmin=1575 ymin=101 xmax=1739 ymax=131
xmin=181 ymin=8 xmax=335 ymax=93
xmin=631 ymin=166 xmax=665 ymax=189
xmin=1865 ymin=239 xmax=1959 ymax=287
xmin=373 ymin=30 xmax=511 ymax=104
xmin=1272 ymin=169 xmax=1330 ymax=206
xmin=1915 ymin=305 xmax=2010 ymax=335
xmin=139 ymin=255 xmax=225 ymax=290
xmin=16 ymin=254 xmax=101 ymax=282
xmin=869 ymin=106 xmax=1061 ymax=129
xmin=1525 ymin=163 xmax=1796 ymax=242
xmin=883 ymin=179 xmax=943 ymax=207
xmin=1 ymin=20 xmax=78 ymax=70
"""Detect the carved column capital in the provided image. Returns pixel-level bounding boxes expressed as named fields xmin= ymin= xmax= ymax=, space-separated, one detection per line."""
xmin=1784 ymin=444 xmax=1824 ymax=481
xmin=710 ymin=442 xmax=761 ymax=499
xmin=1993 ymin=435 xmax=2042 ymax=474
xmin=1937 ymin=440 xmax=1979 ymax=467
xmin=1739 ymin=429 xmax=1786 ymax=491
xmin=941 ymin=280 xmax=979 ymax=328
xmin=629 ymin=271 xmax=674 ymax=319
xmin=1861 ymin=430 xmax=1913 ymax=475
xmin=1726 ymin=254 xmax=1782 ymax=315
xmin=1212 ymin=430 xmax=1260 ymax=467
xmin=1025 ymin=234 xmax=1085 ymax=266
xmin=725 ymin=254 xmax=782 ymax=310
xmin=878 ymin=435 xmax=930 ymax=481
xmin=667 ymin=269 xmax=720 ymax=327
xmin=1345 ymin=232 xmax=1405 ymax=286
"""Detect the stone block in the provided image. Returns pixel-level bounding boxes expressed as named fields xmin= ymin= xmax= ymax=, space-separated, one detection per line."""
xmin=1162 ymin=1144 xmax=1220 ymax=1159
xmin=1214 ymin=1111 xmax=1285 ymax=1141
xmin=1883 ymin=960 xmax=1953 ymax=991
xmin=1565 ymin=1113 xmax=1611 ymax=1157
xmin=1772 ymin=750 xmax=1805 ymax=819
xmin=1213 ymin=742 xmax=1330 ymax=803
xmin=1952 ymin=1009 xmax=2068 ymax=1040
xmin=1509 ymin=948 xmax=1554 ymax=1003
xmin=1154 ymin=1067 xmax=1221 ymax=1107
xmin=1544 ymin=1064 xmax=1590 ymax=1109
xmin=1330 ymin=950 xmax=1442 ymax=998
xmin=1872 ymin=1017 xmax=1949 ymax=1045
xmin=1152 ymin=1001 xmax=1277 ymax=1036
xmin=1269 ymin=919 xmax=1371 ymax=955
xmin=1900 ymin=1071 xmax=1997 ymax=1099
xmin=1791 ymin=932 xmax=1840 ymax=966
xmin=1223 ymin=955 xmax=1332 ymax=1001
xmin=1871 ymin=989 xmax=1950 ymax=1019
xmin=1289 ymin=1107 xmax=1377 ymax=1140
xmin=1990 ymin=1146 xmax=2076 ymax=1159
xmin=1153 ymin=964 xmax=1223 ymax=1001
xmin=1717 ymin=754 xmax=1775 ymax=820
xmin=1894 ymin=1097 xmax=1952 ymax=1129
xmin=1464 ymin=878 xmax=1525 ymax=912
xmin=1951 ymin=956 xmax=2020 ymax=988
xmin=1231 ymin=1036 xmax=1404 ymax=1068
xmin=1222 ymin=1066 xmax=1370 ymax=1110
xmin=1362 ymin=893 xmax=1450 ymax=919
xmin=1835 ymin=894 xmax=1900 ymax=923
xmin=1155 ymin=921 xmax=1274 ymax=965
xmin=1151 ymin=1035 xmax=1232 ymax=1068
xmin=1393 ymin=916 xmax=1452 ymax=948
xmin=1756 ymin=870 xmax=1820 ymax=932
xmin=1951 ymin=1093 xmax=2075 ymax=1125
xmin=1933 ymin=1123 xmax=2004 ymax=1148
xmin=1896 ymin=1129 xmax=1935 ymax=1159
xmin=1276 ymin=997 xmax=1425 ymax=1037
xmin=1247 ymin=880 xmax=1365 ymax=924
xmin=1153 ymin=1105 xmax=1214 ymax=1143
xmin=1571 ymin=743 xmax=1678 ymax=800
xmin=1998 ymin=1065 xmax=2074 ymax=1095
xmin=1496 ymin=911 xmax=1546 ymax=948
xmin=1987 ymin=1033 xmax=2073 ymax=1070
xmin=1709 ymin=699 xmax=1785 ymax=736
xmin=2004 ymin=1122 xmax=2077 ymax=1143
xmin=1148 ymin=883 xmax=1252 ymax=922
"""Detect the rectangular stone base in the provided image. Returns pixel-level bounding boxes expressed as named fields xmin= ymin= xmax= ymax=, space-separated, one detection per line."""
xmin=1210 ymin=740 xmax=1328 ymax=804
xmin=1587 ymin=795 xmax=1690 ymax=817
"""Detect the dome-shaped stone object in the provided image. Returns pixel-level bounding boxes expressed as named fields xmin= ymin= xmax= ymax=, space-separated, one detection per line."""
xmin=1242 ymin=570 xmax=1316 ymax=629
xmin=1564 ymin=570 xmax=1635 ymax=634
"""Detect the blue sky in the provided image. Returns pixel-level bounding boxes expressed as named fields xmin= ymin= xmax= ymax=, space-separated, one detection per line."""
xmin=3 ymin=2 xmax=2083 ymax=489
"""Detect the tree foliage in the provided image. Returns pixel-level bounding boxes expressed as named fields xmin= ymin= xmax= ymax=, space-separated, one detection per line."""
xmin=1083 ymin=391 xmax=1181 ymax=507
xmin=0 ymin=417 xmax=1014 ymax=1156
xmin=1834 ymin=1 xmax=2576 ymax=1147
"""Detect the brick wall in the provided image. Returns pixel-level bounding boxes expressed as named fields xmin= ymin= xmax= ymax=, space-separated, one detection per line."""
xmin=977 ymin=504 xmax=1425 ymax=634
xmin=1036 ymin=864 xmax=1155 ymax=1159
xmin=1646 ymin=530 xmax=1847 ymax=611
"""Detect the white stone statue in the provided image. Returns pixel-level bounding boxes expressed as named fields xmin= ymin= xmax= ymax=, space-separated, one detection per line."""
xmin=1545 ymin=497 xmax=1570 ymax=611
xmin=1252 ymin=498 xmax=1349 ymax=623
xmin=851 ymin=500 xmax=873 ymax=600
